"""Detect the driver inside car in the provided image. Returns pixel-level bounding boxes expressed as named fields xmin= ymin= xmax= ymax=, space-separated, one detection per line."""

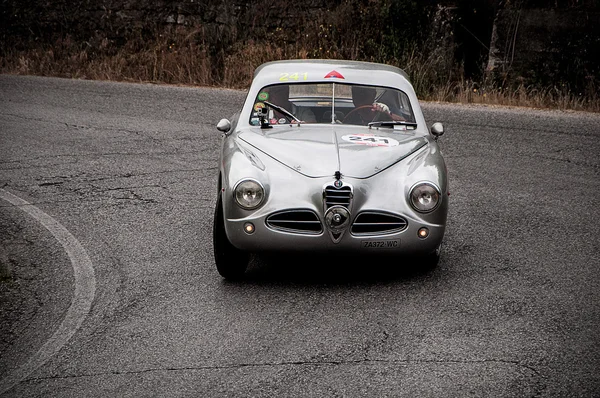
xmin=346 ymin=86 xmax=405 ymax=125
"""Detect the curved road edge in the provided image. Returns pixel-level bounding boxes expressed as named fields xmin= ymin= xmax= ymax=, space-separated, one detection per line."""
xmin=0 ymin=189 xmax=96 ymax=395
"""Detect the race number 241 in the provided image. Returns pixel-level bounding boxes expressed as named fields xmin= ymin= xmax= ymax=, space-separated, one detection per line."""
xmin=279 ymin=72 xmax=308 ymax=81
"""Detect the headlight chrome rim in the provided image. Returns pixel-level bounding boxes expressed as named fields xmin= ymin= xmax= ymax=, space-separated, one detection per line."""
xmin=234 ymin=179 xmax=265 ymax=210
xmin=409 ymin=182 xmax=441 ymax=213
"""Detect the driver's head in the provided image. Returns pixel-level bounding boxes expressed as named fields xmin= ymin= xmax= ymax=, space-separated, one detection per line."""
xmin=352 ymin=86 xmax=377 ymax=107
xmin=268 ymin=84 xmax=290 ymax=106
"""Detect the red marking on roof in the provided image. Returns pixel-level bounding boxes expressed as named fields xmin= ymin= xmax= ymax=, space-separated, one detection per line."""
xmin=324 ymin=70 xmax=345 ymax=79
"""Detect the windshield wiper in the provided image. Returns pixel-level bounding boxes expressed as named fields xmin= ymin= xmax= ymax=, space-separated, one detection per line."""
xmin=368 ymin=120 xmax=418 ymax=129
xmin=264 ymin=101 xmax=301 ymax=123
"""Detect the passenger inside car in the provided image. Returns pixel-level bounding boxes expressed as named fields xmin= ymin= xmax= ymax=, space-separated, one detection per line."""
xmin=268 ymin=85 xmax=316 ymax=123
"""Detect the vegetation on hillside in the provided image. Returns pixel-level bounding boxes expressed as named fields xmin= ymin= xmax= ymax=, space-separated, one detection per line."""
xmin=0 ymin=0 xmax=598 ymax=111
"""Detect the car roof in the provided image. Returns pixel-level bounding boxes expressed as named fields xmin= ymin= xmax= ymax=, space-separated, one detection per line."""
xmin=252 ymin=59 xmax=413 ymax=91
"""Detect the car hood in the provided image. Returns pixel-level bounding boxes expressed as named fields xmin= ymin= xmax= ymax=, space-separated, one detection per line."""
xmin=238 ymin=125 xmax=428 ymax=178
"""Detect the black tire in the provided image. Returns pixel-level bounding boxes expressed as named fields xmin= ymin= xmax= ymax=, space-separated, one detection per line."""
xmin=424 ymin=243 xmax=441 ymax=270
xmin=213 ymin=194 xmax=249 ymax=280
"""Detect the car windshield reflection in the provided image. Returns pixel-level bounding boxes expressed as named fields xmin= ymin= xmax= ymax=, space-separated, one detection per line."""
xmin=249 ymin=83 xmax=416 ymax=126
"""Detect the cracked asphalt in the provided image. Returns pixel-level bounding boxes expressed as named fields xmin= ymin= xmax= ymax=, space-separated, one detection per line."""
xmin=0 ymin=74 xmax=599 ymax=397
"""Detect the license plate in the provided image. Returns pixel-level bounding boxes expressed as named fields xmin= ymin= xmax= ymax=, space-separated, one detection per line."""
xmin=361 ymin=240 xmax=400 ymax=249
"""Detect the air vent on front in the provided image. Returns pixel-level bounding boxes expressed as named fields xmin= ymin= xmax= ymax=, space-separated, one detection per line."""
xmin=351 ymin=212 xmax=408 ymax=235
xmin=266 ymin=210 xmax=322 ymax=234
xmin=323 ymin=185 xmax=352 ymax=208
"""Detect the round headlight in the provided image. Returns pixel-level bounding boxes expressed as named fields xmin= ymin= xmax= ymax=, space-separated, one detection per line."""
xmin=410 ymin=182 xmax=441 ymax=213
xmin=234 ymin=179 xmax=265 ymax=210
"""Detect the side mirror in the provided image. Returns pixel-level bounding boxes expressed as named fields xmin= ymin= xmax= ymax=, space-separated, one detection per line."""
xmin=431 ymin=122 xmax=444 ymax=138
xmin=216 ymin=119 xmax=231 ymax=133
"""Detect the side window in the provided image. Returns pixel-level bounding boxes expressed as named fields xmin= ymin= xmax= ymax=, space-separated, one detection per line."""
xmin=398 ymin=92 xmax=415 ymax=122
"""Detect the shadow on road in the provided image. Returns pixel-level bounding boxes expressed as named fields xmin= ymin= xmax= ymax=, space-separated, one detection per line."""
xmin=225 ymin=253 xmax=440 ymax=287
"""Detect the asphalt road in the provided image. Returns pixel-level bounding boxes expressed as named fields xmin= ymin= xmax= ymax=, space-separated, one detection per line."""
xmin=0 ymin=75 xmax=599 ymax=397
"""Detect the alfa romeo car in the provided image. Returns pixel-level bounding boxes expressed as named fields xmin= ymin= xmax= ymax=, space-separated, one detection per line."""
xmin=213 ymin=60 xmax=448 ymax=279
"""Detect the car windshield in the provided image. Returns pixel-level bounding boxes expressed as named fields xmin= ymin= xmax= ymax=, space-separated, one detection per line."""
xmin=249 ymin=83 xmax=416 ymax=127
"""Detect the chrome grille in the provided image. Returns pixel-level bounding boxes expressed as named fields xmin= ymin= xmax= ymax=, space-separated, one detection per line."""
xmin=266 ymin=210 xmax=322 ymax=234
xmin=324 ymin=185 xmax=352 ymax=208
xmin=351 ymin=212 xmax=408 ymax=235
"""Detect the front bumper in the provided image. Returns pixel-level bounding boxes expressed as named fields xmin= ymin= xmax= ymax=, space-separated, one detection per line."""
xmin=225 ymin=212 xmax=445 ymax=255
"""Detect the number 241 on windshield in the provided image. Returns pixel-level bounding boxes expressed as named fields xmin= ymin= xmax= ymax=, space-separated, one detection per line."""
xmin=279 ymin=73 xmax=308 ymax=81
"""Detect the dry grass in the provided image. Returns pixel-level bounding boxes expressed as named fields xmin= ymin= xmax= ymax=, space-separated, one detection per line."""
xmin=428 ymin=80 xmax=599 ymax=112
xmin=1 ymin=30 xmax=215 ymax=85
xmin=1 ymin=28 xmax=598 ymax=113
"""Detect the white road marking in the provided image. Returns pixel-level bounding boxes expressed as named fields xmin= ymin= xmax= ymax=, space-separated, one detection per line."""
xmin=0 ymin=189 xmax=96 ymax=394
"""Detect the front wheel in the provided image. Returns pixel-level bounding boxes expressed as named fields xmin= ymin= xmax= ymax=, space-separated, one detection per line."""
xmin=423 ymin=243 xmax=442 ymax=270
xmin=213 ymin=194 xmax=249 ymax=280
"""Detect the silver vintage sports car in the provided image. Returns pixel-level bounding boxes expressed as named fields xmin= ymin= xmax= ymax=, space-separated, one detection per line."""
xmin=213 ymin=60 xmax=447 ymax=279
